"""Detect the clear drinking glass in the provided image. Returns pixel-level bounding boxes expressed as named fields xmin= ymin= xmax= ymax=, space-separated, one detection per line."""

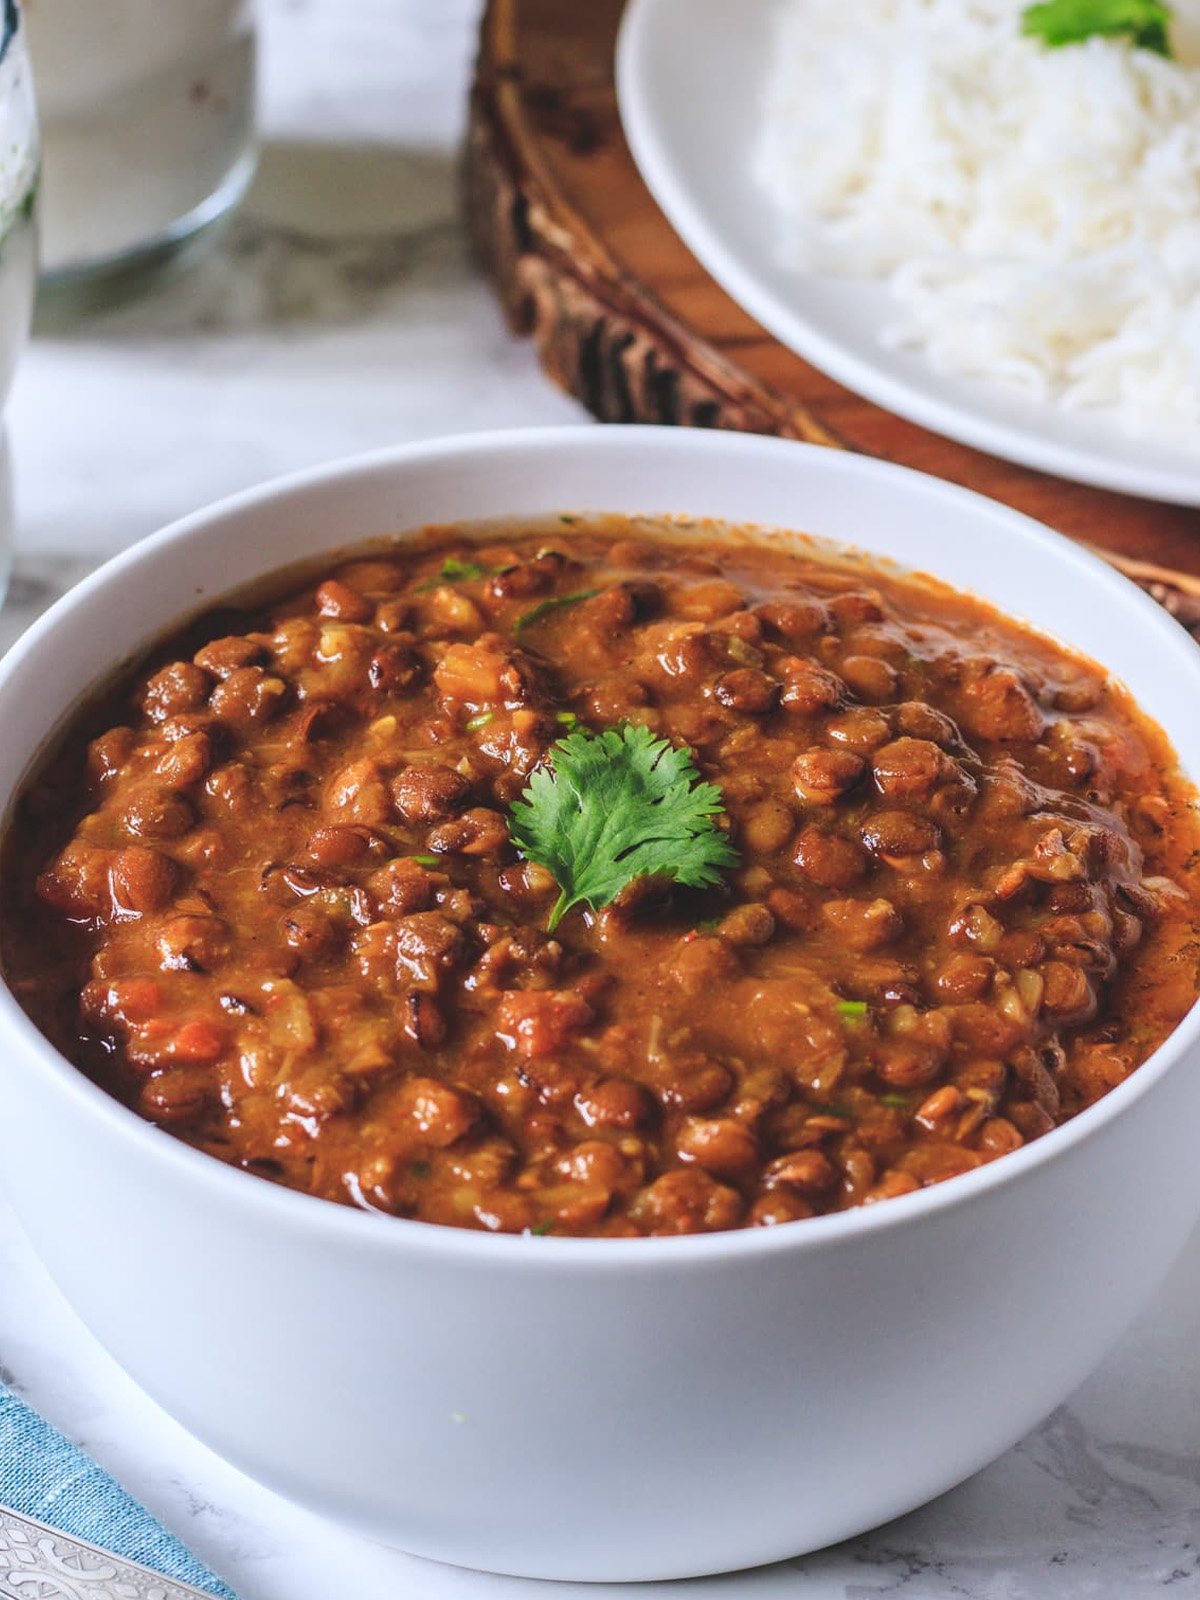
xmin=0 ymin=1 xmax=39 ymax=601
xmin=23 ymin=0 xmax=256 ymax=287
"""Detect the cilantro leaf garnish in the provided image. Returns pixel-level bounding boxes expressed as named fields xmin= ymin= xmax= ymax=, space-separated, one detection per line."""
xmin=1021 ymin=0 xmax=1172 ymax=54
xmin=508 ymin=724 xmax=739 ymax=932
xmin=440 ymin=556 xmax=488 ymax=581
xmin=513 ymin=589 xmax=600 ymax=635
xmin=417 ymin=556 xmax=491 ymax=592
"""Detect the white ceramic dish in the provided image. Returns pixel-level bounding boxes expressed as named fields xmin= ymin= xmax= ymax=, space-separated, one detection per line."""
xmin=616 ymin=0 xmax=1200 ymax=508
xmin=1 ymin=427 xmax=1200 ymax=1583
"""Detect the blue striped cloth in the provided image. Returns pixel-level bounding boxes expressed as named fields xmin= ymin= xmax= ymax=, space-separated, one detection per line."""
xmin=0 ymin=1380 xmax=236 ymax=1597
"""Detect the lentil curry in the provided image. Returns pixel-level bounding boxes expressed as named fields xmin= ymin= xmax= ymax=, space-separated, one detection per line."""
xmin=5 ymin=518 xmax=1200 ymax=1236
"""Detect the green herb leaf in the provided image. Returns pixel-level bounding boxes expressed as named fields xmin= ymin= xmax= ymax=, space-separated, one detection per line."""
xmin=881 ymin=1093 xmax=911 ymax=1109
xmin=466 ymin=711 xmax=494 ymax=732
xmin=555 ymin=710 xmax=580 ymax=729
xmin=410 ymin=854 xmax=440 ymax=867
xmin=441 ymin=556 xmax=488 ymax=581
xmin=509 ymin=724 xmax=739 ymax=933
xmin=513 ymin=589 xmax=600 ymax=635
xmin=836 ymin=1000 xmax=869 ymax=1019
xmin=1021 ymin=0 xmax=1172 ymax=54
xmin=530 ymin=1219 xmax=555 ymax=1236
xmin=558 ymin=514 xmax=579 ymax=525
xmin=417 ymin=556 xmax=491 ymax=592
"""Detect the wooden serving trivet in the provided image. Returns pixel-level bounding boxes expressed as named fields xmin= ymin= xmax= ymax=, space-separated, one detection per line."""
xmin=465 ymin=0 xmax=1200 ymax=640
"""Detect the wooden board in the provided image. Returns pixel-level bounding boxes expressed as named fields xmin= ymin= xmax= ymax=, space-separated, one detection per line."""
xmin=464 ymin=0 xmax=1200 ymax=638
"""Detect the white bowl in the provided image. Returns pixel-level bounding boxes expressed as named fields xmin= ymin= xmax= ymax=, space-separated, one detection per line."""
xmin=2 ymin=427 xmax=1199 ymax=1583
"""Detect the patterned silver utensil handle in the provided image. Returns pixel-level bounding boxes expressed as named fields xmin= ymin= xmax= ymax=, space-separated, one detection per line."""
xmin=0 ymin=1503 xmax=220 ymax=1600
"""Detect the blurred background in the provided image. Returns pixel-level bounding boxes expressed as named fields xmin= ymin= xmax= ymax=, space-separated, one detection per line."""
xmin=1 ymin=0 xmax=579 ymax=650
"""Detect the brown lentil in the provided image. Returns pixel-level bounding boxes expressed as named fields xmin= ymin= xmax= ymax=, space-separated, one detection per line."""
xmin=4 ymin=518 xmax=1199 ymax=1238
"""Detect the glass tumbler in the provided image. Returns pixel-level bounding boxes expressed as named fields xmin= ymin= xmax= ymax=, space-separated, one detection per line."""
xmin=23 ymin=0 xmax=256 ymax=286
xmin=0 ymin=1 xmax=39 ymax=601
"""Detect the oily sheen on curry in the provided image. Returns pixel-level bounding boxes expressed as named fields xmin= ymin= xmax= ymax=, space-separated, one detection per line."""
xmin=4 ymin=517 xmax=1198 ymax=1237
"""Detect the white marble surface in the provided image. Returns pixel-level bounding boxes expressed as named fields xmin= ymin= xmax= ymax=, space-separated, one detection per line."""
xmin=1 ymin=2 xmax=1198 ymax=1597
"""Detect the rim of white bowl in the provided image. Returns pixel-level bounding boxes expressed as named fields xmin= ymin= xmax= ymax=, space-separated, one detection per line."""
xmin=2 ymin=423 xmax=1199 ymax=1270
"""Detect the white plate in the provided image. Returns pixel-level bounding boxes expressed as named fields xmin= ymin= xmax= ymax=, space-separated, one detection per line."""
xmin=617 ymin=0 xmax=1200 ymax=506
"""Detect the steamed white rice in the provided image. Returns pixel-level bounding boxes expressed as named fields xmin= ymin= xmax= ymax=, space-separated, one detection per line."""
xmin=755 ymin=0 xmax=1200 ymax=440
